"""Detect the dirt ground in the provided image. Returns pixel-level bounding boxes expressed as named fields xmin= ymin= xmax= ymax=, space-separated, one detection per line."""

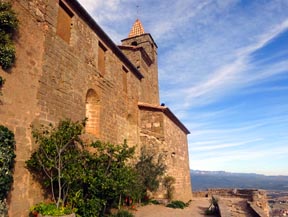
xmin=131 ymin=198 xmax=216 ymax=217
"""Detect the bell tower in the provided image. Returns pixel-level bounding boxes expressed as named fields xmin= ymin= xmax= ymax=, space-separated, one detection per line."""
xmin=120 ymin=19 xmax=159 ymax=105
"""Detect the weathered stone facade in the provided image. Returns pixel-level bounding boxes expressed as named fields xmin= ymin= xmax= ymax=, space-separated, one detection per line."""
xmin=0 ymin=0 xmax=192 ymax=215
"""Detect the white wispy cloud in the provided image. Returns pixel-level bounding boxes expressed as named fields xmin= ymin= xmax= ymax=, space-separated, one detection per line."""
xmin=180 ymin=19 xmax=288 ymax=107
xmin=236 ymin=19 xmax=288 ymax=57
xmin=190 ymin=139 xmax=263 ymax=152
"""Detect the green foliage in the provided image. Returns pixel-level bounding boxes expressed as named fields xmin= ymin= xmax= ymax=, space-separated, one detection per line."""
xmin=0 ymin=42 xmax=15 ymax=69
xmin=0 ymin=125 xmax=16 ymax=201
xmin=163 ymin=176 xmax=175 ymax=201
xmin=77 ymin=140 xmax=138 ymax=214
xmin=0 ymin=1 xmax=18 ymax=70
xmin=166 ymin=200 xmax=187 ymax=209
xmin=135 ymin=147 xmax=166 ymax=193
xmin=30 ymin=202 xmax=74 ymax=216
xmin=26 ymin=119 xmax=85 ymax=208
xmin=0 ymin=200 xmax=8 ymax=217
xmin=72 ymin=195 xmax=103 ymax=217
xmin=124 ymin=172 xmax=145 ymax=204
xmin=26 ymin=119 xmax=141 ymax=216
xmin=110 ymin=210 xmax=134 ymax=217
xmin=0 ymin=2 xmax=18 ymax=32
xmin=150 ymin=200 xmax=161 ymax=205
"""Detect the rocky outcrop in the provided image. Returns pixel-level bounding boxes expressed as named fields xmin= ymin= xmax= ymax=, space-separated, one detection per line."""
xmin=193 ymin=188 xmax=269 ymax=217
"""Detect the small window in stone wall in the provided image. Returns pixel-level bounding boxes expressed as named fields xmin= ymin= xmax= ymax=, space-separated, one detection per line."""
xmin=98 ymin=42 xmax=107 ymax=75
xmin=56 ymin=1 xmax=74 ymax=43
xmin=122 ymin=66 xmax=128 ymax=93
xmin=85 ymin=89 xmax=100 ymax=138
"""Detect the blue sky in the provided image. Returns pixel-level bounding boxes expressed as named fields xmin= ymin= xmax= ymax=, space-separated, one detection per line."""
xmin=78 ymin=0 xmax=288 ymax=175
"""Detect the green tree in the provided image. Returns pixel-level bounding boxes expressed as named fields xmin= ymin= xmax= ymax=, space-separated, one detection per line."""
xmin=26 ymin=119 xmax=85 ymax=209
xmin=135 ymin=147 xmax=166 ymax=194
xmin=80 ymin=140 xmax=137 ymax=214
xmin=26 ymin=119 xmax=141 ymax=216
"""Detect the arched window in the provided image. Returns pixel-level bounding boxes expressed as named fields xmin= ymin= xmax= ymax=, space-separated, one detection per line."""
xmin=85 ymin=89 xmax=100 ymax=137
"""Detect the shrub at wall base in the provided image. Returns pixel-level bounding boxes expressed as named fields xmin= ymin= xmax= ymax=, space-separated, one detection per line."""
xmin=26 ymin=120 xmax=84 ymax=216
xmin=26 ymin=119 xmax=141 ymax=216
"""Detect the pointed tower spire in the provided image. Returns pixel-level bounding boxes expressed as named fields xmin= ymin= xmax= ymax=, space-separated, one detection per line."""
xmin=128 ymin=19 xmax=145 ymax=38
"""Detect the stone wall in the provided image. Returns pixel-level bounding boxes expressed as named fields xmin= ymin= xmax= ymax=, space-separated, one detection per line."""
xmin=0 ymin=1 xmax=46 ymax=215
xmin=139 ymin=105 xmax=192 ymax=201
xmin=193 ymin=189 xmax=269 ymax=217
xmin=1 ymin=1 xmax=142 ymax=215
xmin=163 ymin=115 xmax=192 ymax=201
xmin=37 ymin=0 xmax=142 ymax=145
xmin=249 ymin=190 xmax=269 ymax=217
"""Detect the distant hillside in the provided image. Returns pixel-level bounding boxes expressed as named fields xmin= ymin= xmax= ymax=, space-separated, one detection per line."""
xmin=191 ymin=170 xmax=288 ymax=191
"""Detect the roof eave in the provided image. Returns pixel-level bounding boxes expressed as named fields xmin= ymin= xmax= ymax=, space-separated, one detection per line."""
xmin=121 ymin=33 xmax=158 ymax=48
xmin=138 ymin=102 xmax=190 ymax=134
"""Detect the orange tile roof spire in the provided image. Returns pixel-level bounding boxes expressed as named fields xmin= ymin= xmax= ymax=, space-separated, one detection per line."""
xmin=128 ymin=19 xmax=145 ymax=38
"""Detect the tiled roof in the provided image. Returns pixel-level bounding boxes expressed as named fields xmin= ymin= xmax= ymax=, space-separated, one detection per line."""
xmin=128 ymin=19 xmax=145 ymax=38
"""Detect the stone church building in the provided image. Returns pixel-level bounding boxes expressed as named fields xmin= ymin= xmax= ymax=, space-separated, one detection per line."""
xmin=0 ymin=0 xmax=192 ymax=215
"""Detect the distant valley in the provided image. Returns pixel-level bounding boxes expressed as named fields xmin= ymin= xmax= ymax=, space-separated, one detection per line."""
xmin=191 ymin=170 xmax=288 ymax=191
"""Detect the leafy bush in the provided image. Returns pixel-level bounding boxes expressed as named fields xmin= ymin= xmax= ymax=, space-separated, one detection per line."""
xmin=26 ymin=119 xmax=85 ymax=209
xmin=110 ymin=210 xmax=134 ymax=217
xmin=30 ymin=202 xmax=74 ymax=216
xmin=0 ymin=125 xmax=16 ymax=201
xmin=0 ymin=2 xmax=19 ymax=32
xmin=150 ymin=200 xmax=161 ymax=205
xmin=166 ymin=200 xmax=187 ymax=209
xmin=163 ymin=176 xmax=175 ymax=201
xmin=0 ymin=43 xmax=15 ymax=69
xmin=0 ymin=199 xmax=8 ymax=217
xmin=73 ymin=196 xmax=103 ymax=217
xmin=0 ymin=2 xmax=18 ymax=70
xmin=77 ymin=140 xmax=137 ymax=214
xmin=26 ymin=119 xmax=141 ymax=216
xmin=135 ymin=147 xmax=166 ymax=193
